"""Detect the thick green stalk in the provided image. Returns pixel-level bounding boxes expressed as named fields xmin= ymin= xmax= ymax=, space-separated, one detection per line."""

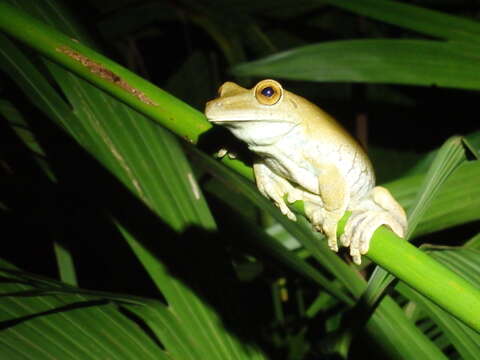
xmin=0 ymin=2 xmax=209 ymax=143
xmin=338 ymin=215 xmax=480 ymax=332
xmin=0 ymin=2 xmax=479 ymax=332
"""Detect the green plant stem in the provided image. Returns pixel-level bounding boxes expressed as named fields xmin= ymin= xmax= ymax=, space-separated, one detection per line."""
xmin=339 ymin=215 xmax=480 ymax=332
xmin=0 ymin=2 xmax=210 ymax=143
xmin=1 ymin=2 xmax=479 ymax=333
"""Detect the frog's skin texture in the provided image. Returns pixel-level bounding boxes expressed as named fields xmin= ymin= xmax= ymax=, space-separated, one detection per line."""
xmin=205 ymin=79 xmax=407 ymax=264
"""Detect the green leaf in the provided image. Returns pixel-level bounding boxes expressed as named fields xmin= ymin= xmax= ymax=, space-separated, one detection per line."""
xmin=365 ymin=145 xmax=480 ymax=333
xmin=232 ymin=40 xmax=480 ymax=90
xmin=386 ymin=160 xmax=480 ymax=237
xmin=0 ymin=100 xmax=78 ymax=286
xmin=0 ymin=1 xmax=211 ymax=144
xmin=0 ymin=261 xmax=168 ymax=360
xmin=204 ymin=176 xmax=353 ymax=305
xmin=406 ymin=136 xmax=467 ymax=238
xmin=324 ymin=0 xmax=480 ymax=43
xmin=413 ymin=161 xmax=480 ymax=237
xmin=0 ymin=100 xmax=47 ymax=159
xmin=398 ymin=247 xmax=480 ymax=358
xmin=52 ymin=242 xmax=77 ymax=286
xmin=465 ymin=233 xmax=480 ymax=249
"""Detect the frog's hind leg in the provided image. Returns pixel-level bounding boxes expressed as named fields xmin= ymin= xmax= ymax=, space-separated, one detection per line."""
xmin=304 ymin=164 xmax=350 ymax=253
xmin=341 ymin=186 xmax=407 ymax=264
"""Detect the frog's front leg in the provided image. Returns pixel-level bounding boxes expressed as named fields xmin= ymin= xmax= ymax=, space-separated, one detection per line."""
xmin=303 ymin=164 xmax=350 ymax=253
xmin=253 ymin=162 xmax=303 ymax=220
xmin=341 ymin=186 xmax=407 ymax=264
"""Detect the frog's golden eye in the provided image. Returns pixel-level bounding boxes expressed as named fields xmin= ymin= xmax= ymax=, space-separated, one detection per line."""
xmin=254 ymin=79 xmax=283 ymax=105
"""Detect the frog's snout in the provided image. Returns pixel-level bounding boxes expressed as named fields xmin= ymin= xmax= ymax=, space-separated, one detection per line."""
xmin=204 ymin=104 xmax=213 ymax=121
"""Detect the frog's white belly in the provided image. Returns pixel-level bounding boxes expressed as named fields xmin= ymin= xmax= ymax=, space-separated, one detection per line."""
xmin=331 ymin=143 xmax=375 ymax=203
xmin=252 ymin=138 xmax=374 ymax=205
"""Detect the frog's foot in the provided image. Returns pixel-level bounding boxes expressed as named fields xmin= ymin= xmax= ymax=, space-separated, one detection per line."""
xmin=340 ymin=211 xmax=405 ymax=264
xmin=254 ymin=163 xmax=303 ymax=221
xmin=215 ymin=148 xmax=237 ymax=159
xmin=275 ymin=186 xmax=304 ymax=221
xmin=276 ymin=195 xmax=298 ymax=221
xmin=340 ymin=186 xmax=407 ymax=264
xmin=304 ymin=203 xmax=344 ymax=252
xmin=260 ymin=184 xmax=297 ymax=221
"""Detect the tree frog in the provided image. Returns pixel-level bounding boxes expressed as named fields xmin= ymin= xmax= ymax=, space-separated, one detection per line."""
xmin=205 ymin=79 xmax=407 ymax=264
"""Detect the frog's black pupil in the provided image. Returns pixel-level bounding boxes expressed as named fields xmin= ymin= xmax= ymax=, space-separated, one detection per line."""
xmin=261 ymin=86 xmax=275 ymax=97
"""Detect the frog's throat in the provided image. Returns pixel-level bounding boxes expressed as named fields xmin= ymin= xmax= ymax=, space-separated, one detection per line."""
xmin=243 ymin=122 xmax=302 ymax=147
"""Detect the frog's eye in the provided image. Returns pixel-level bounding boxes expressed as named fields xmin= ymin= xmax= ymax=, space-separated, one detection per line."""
xmin=254 ymin=79 xmax=283 ymax=105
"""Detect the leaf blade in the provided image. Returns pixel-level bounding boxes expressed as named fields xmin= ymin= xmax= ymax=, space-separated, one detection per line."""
xmin=324 ymin=0 xmax=480 ymax=43
xmin=233 ymin=40 xmax=480 ymax=90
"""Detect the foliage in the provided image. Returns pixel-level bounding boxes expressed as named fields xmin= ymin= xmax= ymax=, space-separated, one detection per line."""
xmin=0 ymin=0 xmax=479 ymax=359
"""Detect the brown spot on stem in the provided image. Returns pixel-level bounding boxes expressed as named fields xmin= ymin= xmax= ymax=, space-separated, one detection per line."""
xmin=56 ymin=46 xmax=158 ymax=106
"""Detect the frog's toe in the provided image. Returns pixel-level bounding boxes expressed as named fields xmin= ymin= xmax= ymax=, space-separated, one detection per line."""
xmin=344 ymin=211 xmax=406 ymax=263
xmin=386 ymin=218 xmax=406 ymax=239
xmin=351 ymin=251 xmax=362 ymax=265
xmin=284 ymin=208 xmax=297 ymax=221
xmin=278 ymin=201 xmax=297 ymax=221
xmin=328 ymin=236 xmax=339 ymax=252
xmin=341 ymin=212 xmax=369 ymax=248
xmin=354 ymin=213 xmax=386 ymax=257
xmin=324 ymin=223 xmax=339 ymax=252
xmin=307 ymin=208 xmax=324 ymax=227
xmin=286 ymin=188 xmax=303 ymax=204
xmin=343 ymin=211 xmax=382 ymax=264
xmin=340 ymin=234 xmax=349 ymax=247
xmin=354 ymin=216 xmax=379 ymax=255
xmin=215 ymin=148 xmax=228 ymax=158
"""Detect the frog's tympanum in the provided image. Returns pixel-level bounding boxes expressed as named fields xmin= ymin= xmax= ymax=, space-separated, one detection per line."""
xmin=205 ymin=79 xmax=407 ymax=264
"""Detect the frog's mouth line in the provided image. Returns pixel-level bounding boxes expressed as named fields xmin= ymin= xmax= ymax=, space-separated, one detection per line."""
xmin=207 ymin=116 xmax=262 ymax=122
xmin=207 ymin=117 xmax=298 ymax=124
xmin=208 ymin=118 xmax=302 ymax=143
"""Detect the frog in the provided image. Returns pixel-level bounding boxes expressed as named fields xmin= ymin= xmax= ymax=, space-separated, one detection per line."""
xmin=205 ymin=79 xmax=407 ymax=264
